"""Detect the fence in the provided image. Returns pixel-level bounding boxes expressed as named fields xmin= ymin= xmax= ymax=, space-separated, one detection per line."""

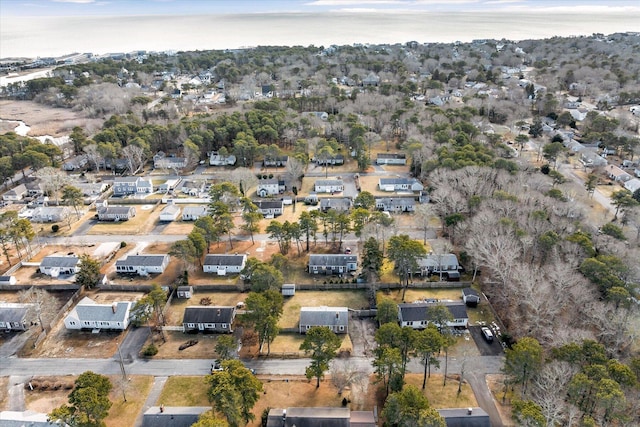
xmin=33 ymin=285 xmax=84 ymax=348
xmin=0 ymin=283 xmax=81 ymax=291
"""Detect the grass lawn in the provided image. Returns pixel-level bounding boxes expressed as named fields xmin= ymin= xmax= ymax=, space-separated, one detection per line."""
xmin=157 ymin=376 xmax=210 ymax=407
xmin=88 ymin=206 xmax=160 ymax=235
xmin=280 ymin=291 xmax=369 ymax=329
xmin=162 ymin=220 xmax=195 ymax=235
xmin=377 ymin=288 xmax=466 ymax=304
xmin=105 ymin=375 xmax=154 ymax=427
xmin=167 ymin=292 xmax=246 ymax=325
xmin=0 ymin=377 xmax=9 ymax=410
xmin=404 ymin=373 xmax=477 ymax=409
xmin=262 ymin=333 xmax=353 ymax=357
xmin=142 ymin=330 xmax=222 ymax=359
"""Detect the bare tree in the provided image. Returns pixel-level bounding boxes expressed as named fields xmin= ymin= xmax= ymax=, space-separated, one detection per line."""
xmin=19 ymin=287 xmax=57 ymax=332
xmin=83 ymin=143 xmax=103 ymax=171
xmin=121 ymin=145 xmax=146 ymax=175
xmin=35 ymin=167 xmax=69 ymax=205
xmin=285 ymin=157 xmax=305 ymax=188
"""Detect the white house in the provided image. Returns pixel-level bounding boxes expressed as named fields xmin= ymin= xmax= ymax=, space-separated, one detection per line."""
xmin=64 ymin=296 xmax=133 ymax=331
xmin=182 ymin=206 xmax=208 ymax=221
xmin=39 ymin=256 xmax=80 ymax=277
xmin=254 ymin=200 xmax=284 ymax=217
xmin=314 ymin=179 xmax=344 ymax=194
xmin=605 ymin=165 xmax=632 ymax=183
xmin=31 ymin=206 xmax=71 ymax=223
xmin=376 ymin=153 xmax=407 ymax=165
xmin=97 ymin=206 xmax=136 ymax=221
xmin=159 ymin=204 xmax=181 ymax=222
xmin=256 ymin=178 xmax=284 ymax=197
xmin=378 ymin=178 xmax=423 ymax=192
xmin=115 ymin=254 xmax=170 ymax=275
xmin=624 ymin=178 xmax=640 ymax=194
xmin=376 ymin=197 xmax=415 ymax=213
xmin=416 ymin=253 xmax=461 ymax=278
xmin=2 ymin=184 xmax=27 ymax=201
xmin=113 ymin=177 xmax=153 ymax=196
xmin=209 ymin=152 xmax=236 ymax=166
xmin=203 ymin=254 xmax=247 ymax=274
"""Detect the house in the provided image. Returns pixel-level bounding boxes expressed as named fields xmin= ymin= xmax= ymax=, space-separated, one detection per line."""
xmin=0 ymin=304 xmax=29 ymax=331
xmin=25 ymin=181 xmax=45 ymax=197
xmin=266 ymin=407 xmax=376 ymax=427
xmin=314 ymin=179 xmax=344 ymax=194
xmin=398 ymin=302 xmax=469 ymax=329
xmin=264 ymin=155 xmax=289 ymax=167
xmin=580 ymin=149 xmax=607 ymax=167
xmin=181 ymin=206 xmax=208 ymax=221
xmin=605 ymin=165 xmax=632 ymax=182
xmin=378 ymin=178 xmax=423 ymax=192
xmin=376 ymin=197 xmax=416 ymax=213
xmin=153 ymin=152 xmax=187 ymax=170
xmin=64 ymin=296 xmax=133 ymax=331
xmin=256 ymin=178 xmax=285 ymax=197
xmin=113 ymin=177 xmax=153 ymax=196
xmin=177 ymin=285 xmax=194 ymax=299
xmin=308 ymin=254 xmax=357 ymax=275
xmin=97 ymin=206 xmax=136 ymax=221
xmin=623 ymin=178 xmax=640 ymax=194
xmin=115 ymin=254 xmax=170 ymax=275
xmin=2 ymin=184 xmax=27 ymax=201
xmin=462 ymin=288 xmax=480 ymax=307
xmin=302 ymin=111 xmax=329 ymax=121
xmin=282 ymin=284 xmax=295 ymax=296
xmin=142 ymin=407 xmax=211 ymax=427
xmin=0 ymin=275 xmax=17 ymax=285
xmin=159 ymin=204 xmax=180 ymax=222
xmin=376 ymin=153 xmax=407 ymax=165
xmin=320 ymin=197 xmax=352 ymax=213
xmin=255 ymin=200 xmax=284 ymax=217
xmin=158 ymin=178 xmax=181 ymax=193
xmin=31 ymin=206 xmax=70 ymax=223
xmin=0 ymin=409 xmax=62 ymax=426
xmin=182 ymin=306 xmax=236 ymax=333
xmin=209 ymin=151 xmax=236 ymax=166
xmin=362 ymin=72 xmax=380 ymax=87
xmin=63 ymin=155 xmax=88 ymax=171
xmin=181 ymin=180 xmax=206 ymax=196
xmin=39 ymin=256 xmax=80 ymax=277
xmin=416 ymin=253 xmax=461 ymax=278
xmin=299 ymin=306 xmax=349 ymax=334
xmin=203 ymin=254 xmax=247 ymax=274
xmin=75 ymin=182 xmax=108 ymax=197
xmin=437 ymin=407 xmax=490 ymax=427
xmin=315 ymin=154 xmax=344 ymax=165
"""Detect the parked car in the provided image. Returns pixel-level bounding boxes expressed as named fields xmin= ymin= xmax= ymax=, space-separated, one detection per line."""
xmin=481 ymin=327 xmax=494 ymax=342
xmin=211 ymin=359 xmax=223 ymax=373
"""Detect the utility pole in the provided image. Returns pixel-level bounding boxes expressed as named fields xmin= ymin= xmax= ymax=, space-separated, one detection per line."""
xmin=116 ymin=342 xmax=127 ymax=402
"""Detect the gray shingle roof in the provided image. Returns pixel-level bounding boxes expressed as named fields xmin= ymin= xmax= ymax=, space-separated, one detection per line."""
xmin=99 ymin=206 xmax=135 ymax=215
xmin=308 ymin=254 xmax=357 ymax=267
xmin=300 ymin=307 xmax=348 ymax=328
xmin=183 ymin=306 xmax=235 ymax=324
xmin=379 ymin=177 xmax=420 ymax=186
xmin=267 ymin=407 xmax=350 ymax=427
xmin=437 ymin=407 xmax=490 ymax=427
xmin=255 ymin=200 xmax=283 ymax=210
xmin=377 ymin=153 xmax=406 ymax=159
xmin=398 ymin=302 xmax=468 ymax=322
xmin=73 ymin=297 xmax=131 ymax=323
xmin=0 ymin=306 xmax=29 ymax=323
xmin=142 ymin=407 xmax=210 ymax=427
xmin=116 ymin=255 xmax=168 ymax=267
xmin=40 ymin=256 xmax=79 ymax=268
xmin=203 ymin=254 xmax=246 ymax=266
xmin=315 ymin=179 xmax=343 ymax=186
xmin=182 ymin=206 xmax=207 ymax=215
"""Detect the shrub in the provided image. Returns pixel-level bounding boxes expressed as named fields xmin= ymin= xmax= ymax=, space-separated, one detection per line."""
xmin=51 ymin=224 xmax=59 ymax=233
xmin=120 ymin=241 xmax=127 ymax=248
xmin=200 ymin=297 xmax=212 ymax=306
xmin=540 ymin=164 xmax=551 ymax=174
xmin=601 ymin=223 xmax=625 ymax=240
xmin=142 ymin=344 xmax=158 ymax=357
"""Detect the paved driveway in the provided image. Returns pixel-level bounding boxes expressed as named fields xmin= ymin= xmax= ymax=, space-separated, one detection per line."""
xmin=468 ymin=326 xmax=504 ymax=356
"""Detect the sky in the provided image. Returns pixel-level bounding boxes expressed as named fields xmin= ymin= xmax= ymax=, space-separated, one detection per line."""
xmin=2 ymin=0 xmax=640 ymax=16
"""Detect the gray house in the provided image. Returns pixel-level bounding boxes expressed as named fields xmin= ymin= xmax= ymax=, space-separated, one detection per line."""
xmin=39 ymin=256 xmax=80 ymax=277
xmin=264 ymin=155 xmax=289 ymax=167
xmin=181 ymin=206 xmax=208 ymax=221
xmin=378 ymin=178 xmax=423 ymax=192
xmin=182 ymin=306 xmax=236 ymax=333
xmin=2 ymin=184 xmax=28 ymax=201
xmin=31 ymin=206 xmax=70 ymax=223
xmin=97 ymin=206 xmax=136 ymax=221
xmin=437 ymin=407 xmax=490 ymax=427
xmin=0 ymin=304 xmax=29 ymax=331
xmin=308 ymin=254 xmax=357 ymax=275
xmin=255 ymin=200 xmax=284 ymax=217
xmin=113 ymin=177 xmax=153 ymax=196
xmin=115 ymin=254 xmax=170 ymax=275
xmin=462 ymin=288 xmax=480 ymax=307
xmin=299 ymin=306 xmax=349 ymax=334
xmin=177 ymin=286 xmax=194 ymax=299
xmin=315 ymin=154 xmax=344 ymax=166
xmin=320 ymin=198 xmax=352 ymax=213
xmin=203 ymin=254 xmax=247 ymax=274
xmin=376 ymin=197 xmax=415 ymax=213
xmin=416 ymin=253 xmax=460 ymax=278
xmin=315 ymin=179 xmax=344 ymax=193
xmin=398 ymin=302 xmax=469 ymax=329
xmin=376 ymin=153 xmax=407 ymax=165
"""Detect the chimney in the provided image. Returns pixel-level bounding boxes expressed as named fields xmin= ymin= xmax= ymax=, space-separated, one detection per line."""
xmin=336 ymin=312 xmax=339 ymax=319
xmin=112 ymin=302 xmax=117 ymax=313
xmin=282 ymin=409 xmax=287 ymax=427
xmin=467 ymin=408 xmax=473 ymax=415
xmin=160 ymin=404 xmax=164 ymax=413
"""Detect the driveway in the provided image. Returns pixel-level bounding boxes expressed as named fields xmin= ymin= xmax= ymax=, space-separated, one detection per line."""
xmin=348 ymin=315 xmax=377 ymax=357
xmin=468 ymin=326 xmax=504 ymax=356
xmin=117 ymin=327 xmax=150 ymax=362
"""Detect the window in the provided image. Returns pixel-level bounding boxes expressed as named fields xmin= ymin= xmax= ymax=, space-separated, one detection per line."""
xmin=339 ymin=325 xmax=344 ymax=331
xmin=69 ymin=321 xmax=76 ymax=325
xmin=222 ymin=324 xmax=227 ymax=329
xmin=407 ymin=321 xmax=413 ymax=326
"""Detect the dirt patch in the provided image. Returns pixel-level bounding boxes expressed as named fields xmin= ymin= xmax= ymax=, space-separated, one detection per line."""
xmin=25 ymin=378 xmax=73 ymax=413
xmin=0 ymin=100 xmax=104 ymax=137
xmin=162 ymin=220 xmax=196 ymax=235
xmin=142 ymin=330 xmax=224 ymax=359
xmin=378 ymin=288 xmax=466 ymax=304
xmin=248 ymin=333 xmax=353 ymax=358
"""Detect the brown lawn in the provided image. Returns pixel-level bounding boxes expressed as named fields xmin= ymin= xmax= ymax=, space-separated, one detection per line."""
xmin=0 ymin=376 xmax=8 ymax=410
xmin=166 ymin=292 xmax=246 ymax=326
xmin=106 ymin=375 xmax=154 ymax=427
xmin=487 ymin=374 xmax=516 ymax=426
xmin=377 ymin=288 xmax=465 ymax=304
xmin=254 ymin=333 xmax=353 ymax=358
xmin=88 ymin=205 xmax=161 ymax=235
xmin=403 ymin=373 xmax=477 ymax=409
xmin=162 ymin=220 xmax=195 ymax=235
xmin=142 ymin=330 xmax=226 ymax=359
xmin=280 ymin=291 xmax=369 ymax=329
xmin=24 ymin=376 xmax=76 ymax=413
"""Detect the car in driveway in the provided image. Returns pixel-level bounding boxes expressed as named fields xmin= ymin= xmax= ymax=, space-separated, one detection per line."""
xmin=481 ymin=327 xmax=494 ymax=342
xmin=211 ymin=359 xmax=223 ymax=373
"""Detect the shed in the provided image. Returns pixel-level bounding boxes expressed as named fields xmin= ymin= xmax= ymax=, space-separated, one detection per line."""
xmin=282 ymin=284 xmax=295 ymax=297
xmin=0 ymin=276 xmax=17 ymax=285
xmin=462 ymin=288 xmax=480 ymax=307
xmin=177 ymin=286 xmax=194 ymax=299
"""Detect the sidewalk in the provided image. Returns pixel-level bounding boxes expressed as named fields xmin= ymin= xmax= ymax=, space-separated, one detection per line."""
xmin=133 ymin=375 xmax=168 ymax=427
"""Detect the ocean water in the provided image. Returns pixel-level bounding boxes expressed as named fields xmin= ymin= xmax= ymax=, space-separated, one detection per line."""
xmin=1 ymin=11 xmax=639 ymax=59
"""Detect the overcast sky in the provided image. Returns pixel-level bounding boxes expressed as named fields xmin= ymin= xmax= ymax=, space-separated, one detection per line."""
xmin=3 ymin=0 xmax=640 ymax=16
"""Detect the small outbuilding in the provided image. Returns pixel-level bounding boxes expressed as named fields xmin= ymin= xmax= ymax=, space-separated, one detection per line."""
xmin=462 ymin=288 xmax=480 ymax=307
xmin=282 ymin=284 xmax=295 ymax=297
xmin=177 ymin=286 xmax=194 ymax=299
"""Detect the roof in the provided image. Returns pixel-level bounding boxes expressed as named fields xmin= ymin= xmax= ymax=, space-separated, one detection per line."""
xmin=300 ymin=306 xmax=348 ymax=327
xmin=32 ymin=206 xmax=68 ymax=216
xmin=462 ymin=288 xmax=479 ymax=298
xmin=116 ymin=255 xmax=168 ymax=267
xmin=0 ymin=410 xmax=59 ymax=427
xmin=114 ymin=176 xmax=142 ymax=183
xmin=142 ymin=407 xmax=210 ymax=427
xmin=267 ymin=407 xmax=350 ymax=427
xmin=258 ymin=178 xmax=280 ymax=185
xmin=0 ymin=306 xmax=29 ymax=322
xmin=0 ymin=276 xmax=15 ymax=282
xmin=377 ymin=153 xmax=406 ymax=159
xmin=437 ymin=407 xmax=490 ymax=427
xmin=320 ymin=198 xmax=352 ymax=209
xmin=40 ymin=256 xmax=79 ymax=268
xmin=203 ymin=254 xmax=247 ymax=266
xmin=182 ymin=206 xmax=208 ymax=215
xmin=377 ymin=197 xmax=415 ymax=206
xmin=315 ymin=179 xmax=343 ymax=186
xmin=183 ymin=306 xmax=235 ymax=324
xmin=398 ymin=302 xmax=468 ymax=322
xmin=379 ymin=177 xmax=421 ymax=186
xmin=160 ymin=204 xmax=180 ymax=215
xmin=72 ymin=297 xmax=131 ymax=323
xmin=309 ymin=254 xmax=357 ymax=266
xmin=255 ymin=200 xmax=283 ymax=209
xmin=417 ymin=253 xmax=460 ymax=269
xmin=5 ymin=184 xmax=27 ymax=195
xmin=99 ymin=206 xmax=135 ymax=215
